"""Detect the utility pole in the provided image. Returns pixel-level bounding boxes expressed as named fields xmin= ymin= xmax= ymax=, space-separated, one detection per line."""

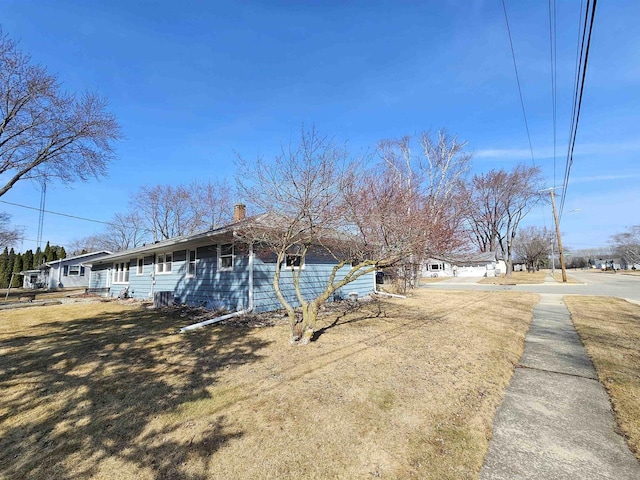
xmin=549 ymin=188 xmax=567 ymax=283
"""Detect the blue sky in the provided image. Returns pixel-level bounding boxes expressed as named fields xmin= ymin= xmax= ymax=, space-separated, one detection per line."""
xmin=1 ymin=0 xmax=638 ymax=253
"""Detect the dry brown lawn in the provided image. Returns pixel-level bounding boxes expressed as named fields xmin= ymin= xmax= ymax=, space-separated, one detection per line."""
xmin=479 ymin=271 xmax=546 ymax=285
xmin=0 ymin=290 xmax=538 ymax=480
xmin=551 ymin=273 xmax=580 ymax=283
xmin=0 ymin=288 xmax=86 ymax=304
xmin=418 ymin=276 xmax=449 ymax=284
xmin=565 ymin=296 xmax=640 ymax=459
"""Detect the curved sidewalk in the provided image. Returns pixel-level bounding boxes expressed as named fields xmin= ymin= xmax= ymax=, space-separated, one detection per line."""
xmin=480 ymin=293 xmax=640 ymax=479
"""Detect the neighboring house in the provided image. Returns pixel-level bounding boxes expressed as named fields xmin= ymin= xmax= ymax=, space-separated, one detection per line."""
xmin=20 ymin=251 xmax=111 ymax=289
xmin=46 ymin=251 xmax=112 ymax=289
xmin=620 ymin=259 xmax=640 ymax=270
xmin=86 ymin=209 xmax=375 ymax=313
xmin=423 ymin=252 xmax=505 ymax=278
xmin=21 ymin=268 xmax=48 ymax=289
xmin=591 ymin=258 xmax=623 ymax=271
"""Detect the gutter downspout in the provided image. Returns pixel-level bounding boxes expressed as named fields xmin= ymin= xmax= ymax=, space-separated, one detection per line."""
xmin=373 ymin=270 xmax=407 ymax=299
xmin=180 ymin=234 xmax=254 ymax=333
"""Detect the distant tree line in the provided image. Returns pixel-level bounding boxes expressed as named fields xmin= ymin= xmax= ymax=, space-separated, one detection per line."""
xmin=68 ymin=179 xmax=233 ymax=255
xmin=0 ymin=241 xmax=66 ymax=288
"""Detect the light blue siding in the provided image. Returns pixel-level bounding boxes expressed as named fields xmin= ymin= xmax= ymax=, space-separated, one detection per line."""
xmin=173 ymin=247 xmax=250 ymax=310
xmin=96 ymin=242 xmax=374 ymax=313
xmin=252 ymin=256 xmax=375 ymax=313
xmin=89 ymin=264 xmax=110 ymax=289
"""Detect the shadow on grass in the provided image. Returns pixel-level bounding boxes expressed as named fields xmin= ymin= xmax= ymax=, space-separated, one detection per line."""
xmin=0 ymin=306 xmax=271 ymax=480
xmin=311 ymin=300 xmax=386 ymax=343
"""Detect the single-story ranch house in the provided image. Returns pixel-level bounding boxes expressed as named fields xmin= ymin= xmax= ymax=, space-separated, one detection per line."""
xmin=86 ymin=207 xmax=374 ymax=313
xmin=21 ymin=250 xmax=111 ymax=289
xmin=422 ymin=252 xmax=506 ymax=278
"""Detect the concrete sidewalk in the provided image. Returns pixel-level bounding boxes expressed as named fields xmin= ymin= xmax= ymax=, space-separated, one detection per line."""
xmin=480 ymin=294 xmax=640 ymax=479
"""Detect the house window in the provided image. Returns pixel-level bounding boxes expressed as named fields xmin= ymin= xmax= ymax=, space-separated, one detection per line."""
xmin=285 ymin=254 xmax=304 ymax=269
xmin=113 ymin=262 xmax=130 ymax=283
xmin=219 ymin=244 xmax=233 ymax=271
xmin=137 ymin=258 xmax=144 ymax=275
xmin=188 ymin=250 xmax=197 ymax=277
xmin=430 ymin=264 xmax=440 ymax=270
xmin=69 ymin=265 xmax=81 ymax=276
xmin=156 ymin=253 xmax=172 ymax=274
xmin=63 ymin=265 xmax=69 ymax=276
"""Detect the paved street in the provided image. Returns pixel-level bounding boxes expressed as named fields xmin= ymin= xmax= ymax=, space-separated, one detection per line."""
xmin=422 ymin=270 xmax=640 ymax=303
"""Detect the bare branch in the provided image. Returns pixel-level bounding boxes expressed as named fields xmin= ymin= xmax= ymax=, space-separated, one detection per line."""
xmin=0 ymin=30 xmax=121 ymax=197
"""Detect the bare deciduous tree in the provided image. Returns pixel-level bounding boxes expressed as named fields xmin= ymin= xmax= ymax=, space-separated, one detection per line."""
xmin=236 ymin=127 xmax=471 ymax=345
xmin=236 ymin=127 xmax=376 ymax=345
xmin=610 ymin=225 xmax=640 ymax=267
xmin=0 ymin=212 xmax=22 ymax=248
xmin=191 ymin=179 xmax=233 ymax=230
xmin=132 ymin=180 xmax=232 ymax=241
xmin=464 ymin=164 xmax=544 ymax=275
xmin=513 ymin=225 xmax=553 ymax=272
xmin=69 ymin=179 xmax=231 ymax=253
xmin=67 ymin=211 xmax=147 ymax=254
xmin=0 ymin=31 xmax=121 ymax=197
xmin=369 ymin=131 xmax=471 ymax=289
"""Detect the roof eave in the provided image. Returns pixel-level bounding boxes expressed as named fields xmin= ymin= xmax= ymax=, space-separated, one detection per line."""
xmin=86 ymin=227 xmax=236 ymax=265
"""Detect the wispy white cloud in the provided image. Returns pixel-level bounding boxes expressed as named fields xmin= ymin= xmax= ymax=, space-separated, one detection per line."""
xmin=475 ymin=148 xmax=535 ymax=160
xmin=568 ymin=173 xmax=640 ymax=185
xmin=475 ymin=141 xmax=640 ymax=161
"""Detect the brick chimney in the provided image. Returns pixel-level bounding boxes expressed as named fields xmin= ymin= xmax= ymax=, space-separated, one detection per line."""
xmin=233 ymin=203 xmax=246 ymax=222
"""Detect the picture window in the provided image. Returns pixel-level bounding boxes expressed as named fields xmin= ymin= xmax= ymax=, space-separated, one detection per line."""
xmin=113 ymin=262 xmax=130 ymax=283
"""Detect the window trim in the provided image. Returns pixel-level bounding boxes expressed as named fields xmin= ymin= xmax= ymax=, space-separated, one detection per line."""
xmin=156 ymin=253 xmax=173 ymax=274
xmin=136 ymin=257 xmax=144 ymax=275
xmin=285 ymin=253 xmax=305 ymax=270
xmin=218 ymin=243 xmax=234 ymax=271
xmin=68 ymin=265 xmax=81 ymax=276
xmin=187 ymin=249 xmax=197 ymax=277
xmin=113 ymin=261 xmax=130 ymax=284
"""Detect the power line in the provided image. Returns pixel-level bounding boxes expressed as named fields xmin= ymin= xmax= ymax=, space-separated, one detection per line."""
xmin=562 ymin=0 xmax=587 ymax=212
xmin=0 ymin=199 xmax=112 ymax=225
xmin=501 ymin=0 xmax=536 ymax=166
xmin=548 ymin=0 xmax=557 ymax=187
xmin=560 ymin=0 xmax=597 ymax=218
xmin=36 ymin=182 xmax=46 ymax=249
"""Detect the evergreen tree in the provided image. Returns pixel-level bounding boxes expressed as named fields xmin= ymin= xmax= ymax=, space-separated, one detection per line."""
xmin=58 ymin=246 xmax=67 ymax=259
xmin=0 ymin=247 xmax=8 ymax=288
xmin=11 ymin=254 xmax=22 ymax=287
xmin=44 ymin=242 xmax=53 ymax=262
xmin=4 ymin=249 xmax=16 ymax=288
xmin=34 ymin=247 xmax=43 ymax=267
xmin=23 ymin=249 xmax=34 ymax=270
